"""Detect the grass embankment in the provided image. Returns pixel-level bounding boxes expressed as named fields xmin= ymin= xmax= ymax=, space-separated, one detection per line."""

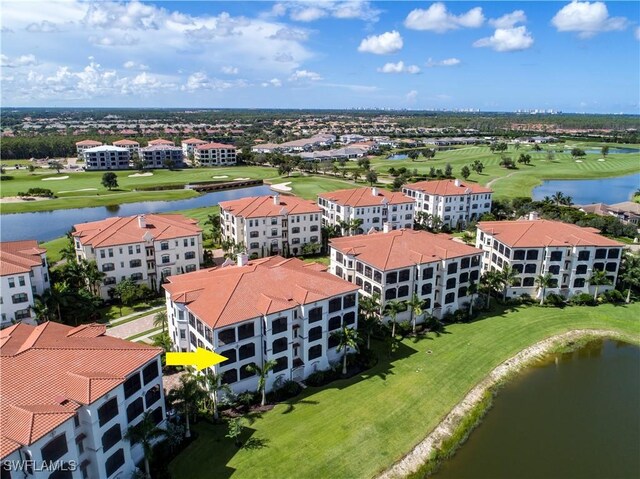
xmin=169 ymin=303 xmax=640 ymax=479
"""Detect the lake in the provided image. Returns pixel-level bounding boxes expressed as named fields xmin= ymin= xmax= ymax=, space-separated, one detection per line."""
xmin=388 ymin=154 xmax=409 ymax=160
xmin=433 ymin=339 xmax=640 ymax=479
xmin=532 ymin=172 xmax=640 ymax=204
xmin=0 ymin=185 xmax=273 ymax=242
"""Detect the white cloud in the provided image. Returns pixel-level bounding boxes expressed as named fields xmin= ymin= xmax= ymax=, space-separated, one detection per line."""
xmin=291 ymin=7 xmax=327 ymax=22
xmin=289 ymin=69 xmax=322 ymax=81
xmin=406 ymin=90 xmax=418 ymax=104
xmin=182 ymin=71 xmax=247 ymax=92
xmin=358 ymin=30 xmax=403 ymax=55
xmin=551 ymin=1 xmax=628 ymax=38
xmin=474 ymin=26 xmax=534 ymax=52
xmin=261 ymin=78 xmax=282 ymax=87
xmin=269 ymin=26 xmax=310 ymax=41
xmin=271 ymin=1 xmax=381 ymax=23
xmin=25 ymin=20 xmax=61 ymax=33
xmin=404 ymin=3 xmax=484 ymax=33
xmin=123 ymin=60 xmax=149 ymax=70
xmin=377 ymin=61 xmax=420 ymax=74
xmin=221 ymin=65 xmax=239 ymax=75
xmin=1 ymin=54 xmax=37 ymax=68
xmin=426 ymin=57 xmax=461 ymax=67
xmin=489 ymin=10 xmax=527 ymax=29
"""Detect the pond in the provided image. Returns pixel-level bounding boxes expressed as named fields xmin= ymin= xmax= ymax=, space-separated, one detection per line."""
xmin=387 ymin=154 xmax=409 ymax=160
xmin=532 ymin=172 xmax=640 ymax=204
xmin=582 ymin=147 xmax=640 ymax=155
xmin=0 ymin=185 xmax=273 ymax=242
xmin=433 ymin=339 xmax=640 ymax=479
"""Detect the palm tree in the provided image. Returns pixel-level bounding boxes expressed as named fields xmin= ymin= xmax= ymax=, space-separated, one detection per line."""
xmin=196 ymin=369 xmax=232 ymax=421
xmin=467 ymin=281 xmax=478 ymax=316
xmin=619 ymin=253 xmax=640 ymax=303
xmin=331 ymin=326 xmax=360 ymax=375
xmin=406 ymin=293 xmax=423 ymax=335
xmin=480 ymin=271 xmax=501 ymax=308
xmin=245 ymin=359 xmax=277 ymax=407
xmin=535 ymin=273 xmax=553 ymax=305
xmin=384 ymin=300 xmax=405 ymax=338
xmin=124 ymin=411 xmax=167 ymax=478
xmin=168 ymin=374 xmax=202 ymax=438
xmin=551 ymin=191 xmax=565 ymax=206
xmin=152 ymin=332 xmax=172 ymax=355
xmin=498 ymin=265 xmax=520 ymax=301
xmin=31 ymin=296 xmax=52 ymax=324
xmin=358 ymin=293 xmax=381 ymax=349
xmin=589 ymin=270 xmax=612 ymax=301
xmin=153 ymin=311 xmax=168 ymax=333
xmin=81 ymin=260 xmax=105 ymax=296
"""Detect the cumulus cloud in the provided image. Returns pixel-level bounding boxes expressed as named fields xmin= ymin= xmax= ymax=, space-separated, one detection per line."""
xmin=221 ymin=65 xmax=239 ymax=75
xmin=551 ymin=1 xmax=628 ymax=38
xmin=26 ymin=20 xmax=61 ymax=33
xmin=473 ymin=26 xmax=534 ymax=52
xmin=261 ymin=78 xmax=282 ymax=87
xmin=123 ymin=60 xmax=149 ymax=70
xmin=271 ymin=1 xmax=381 ymax=23
xmin=489 ymin=10 xmax=527 ymax=29
xmin=289 ymin=69 xmax=322 ymax=81
xmin=406 ymin=90 xmax=418 ymax=104
xmin=377 ymin=61 xmax=420 ymax=74
xmin=182 ymin=71 xmax=247 ymax=91
xmin=404 ymin=3 xmax=484 ymax=33
xmin=358 ymin=30 xmax=403 ymax=55
xmin=1 ymin=54 xmax=38 ymax=68
xmin=269 ymin=26 xmax=310 ymax=41
xmin=426 ymin=57 xmax=461 ymax=67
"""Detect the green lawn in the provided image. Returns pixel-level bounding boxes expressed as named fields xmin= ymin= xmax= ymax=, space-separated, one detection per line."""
xmin=169 ymin=303 xmax=640 ymax=479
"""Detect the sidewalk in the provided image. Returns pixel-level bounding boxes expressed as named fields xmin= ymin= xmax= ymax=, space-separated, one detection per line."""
xmin=106 ymin=313 xmax=156 ymax=339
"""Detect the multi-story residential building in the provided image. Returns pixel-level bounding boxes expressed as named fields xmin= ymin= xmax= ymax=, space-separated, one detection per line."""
xmin=0 ymin=240 xmax=50 ymax=329
xmin=194 ymin=142 xmax=237 ymax=166
xmin=73 ymin=214 xmax=203 ymax=299
xmin=0 ymin=321 xmax=165 ymax=479
xmin=139 ymin=145 xmax=184 ymax=169
xmin=402 ymin=179 xmax=493 ymax=229
xmin=219 ymin=194 xmax=322 ymax=258
xmin=147 ymin=138 xmax=175 ymax=147
xmin=318 ymin=187 xmax=414 ymax=235
xmin=330 ymin=229 xmax=482 ymax=320
xmin=476 ymin=215 xmax=625 ymax=300
xmin=112 ymin=139 xmax=140 ymax=157
xmin=181 ymin=138 xmax=208 ymax=159
xmin=75 ymin=139 xmax=102 ymax=158
xmin=164 ymin=255 xmax=359 ymax=394
xmin=83 ymin=145 xmax=131 ymax=171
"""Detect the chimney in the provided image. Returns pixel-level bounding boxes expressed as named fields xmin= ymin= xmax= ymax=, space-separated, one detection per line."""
xmin=528 ymin=211 xmax=539 ymax=221
xmin=454 ymin=179 xmax=461 ymax=187
xmin=383 ymin=222 xmax=391 ymax=233
xmin=371 ymin=187 xmax=378 ymax=197
xmin=138 ymin=215 xmax=146 ymax=228
xmin=237 ymin=252 xmax=249 ymax=267
xmin=273 ymin=194 xmax=280 ymax=205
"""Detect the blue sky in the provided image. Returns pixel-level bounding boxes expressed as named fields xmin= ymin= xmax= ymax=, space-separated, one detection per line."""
xmin=1 ymin=1 xmax=639 ymax=112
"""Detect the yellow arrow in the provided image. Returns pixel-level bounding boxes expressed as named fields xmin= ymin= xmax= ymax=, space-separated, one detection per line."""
xmin=166 ymin=348 xmax=227 ymax=371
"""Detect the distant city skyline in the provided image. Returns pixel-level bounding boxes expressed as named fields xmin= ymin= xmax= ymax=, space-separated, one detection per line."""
xmin=1 ymin=1 xmax=639 ymax=113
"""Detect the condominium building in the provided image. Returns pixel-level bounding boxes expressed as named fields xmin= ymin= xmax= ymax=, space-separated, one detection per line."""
xmin=147 ymin=138 xmax=175 ymax=146
xmin=402 ymin=179 xmax=493 ymax=229
xmin=181 ymin=138 xmax=208 ymax=159
xmin=83 ymin=145 xmax=131 ymax=171
xmin=330 ymin=229 xmax=482 ymax=320
xmin=0 ymin=240 xmax=50 ymax=329
xmin=317 ymin=187 xmax=414 ymax=235
xmin=476 ymin=216 xmax=625 ymax=300
xmin=139 ymin=145 xmax=184 ymax=169
xmin=219 ymin=194 xmax=322 ymax=258
xmin=194 ymin=142 xmax=237 ymax=166
xmin=75 ymin=139 xmax=102 ymax=158
xmin=112 ymin=139 xmax=140 ymax=157
xmin=73 ymin=214 xmax=203 ymax=299
xmin=0 ymin=322 xmax=165 ymax=479
xmin=164 ymin=256 xmax=359 ymax=394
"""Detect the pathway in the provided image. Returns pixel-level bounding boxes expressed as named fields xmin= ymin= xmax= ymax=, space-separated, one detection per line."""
xmin=106 ymin=312 xmax=156 ymax=339
xmin=486 ymin=171 xmax=519 ymax=189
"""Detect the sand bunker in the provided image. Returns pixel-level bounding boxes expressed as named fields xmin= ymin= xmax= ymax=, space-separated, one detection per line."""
xmin=271 ymin=182 xmax=292 ymax=192
xmin=1 ymin=196 xmax=50 ymax=203
xmin=212 ymin=175 xmax=229 ymax=179
xmin=128 ymin=172 xmax=154 ymax=177
xmin=234 ymin=177 xmax=251 ymax=180
xmin=42 ymin=176 xmax=69 ymax=181
xmin=598 ymin=159 xmax=606 ymax=162
xmin=575 ymin=160 xmax=583 ymax=163
xmin=58 ymin=188 xmax=98 ymax=193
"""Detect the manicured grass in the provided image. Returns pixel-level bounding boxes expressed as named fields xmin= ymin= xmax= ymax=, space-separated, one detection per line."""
xmin=169 ymin=303 xmax=640 ymax=479
xmin=41 ymin=235 xmax=70 ymax=264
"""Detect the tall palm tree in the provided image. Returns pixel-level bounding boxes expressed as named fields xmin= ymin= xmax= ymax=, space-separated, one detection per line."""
xmin=384 ymin=300 xmax=405 ymax=338
xmin=480 ymin=271 xmax=501 ymax=308
xmin=168 ymin=374 xmax=202 ymax=438
xmin=245 ymin=359 xmax=277 ymax=407
xmin=619 ymin=253 xmax=640 ymax=303
xmin=31 ymin=296 xmax=52 ymax=324
xmin=499 ymin=265 xmax=520 ymax=301
xmin=195 ymin=369 xmax=232 ymax=421
xmin=467 ymin=281 xmax=478 ymax=316
xmin=331 ymin=326 xmax=360 ymax=375
xmin=81 ymin=260 xmax=105 ymax=296
xmin=589 ymin=270 xmax=612 ymax=300
xmin=551 ymin=191 xmax=565 ymax=206
xmin=535 ymin=273 xmax=553 ymax=305
xmin=358 ymin=293 xmax=381 ymax=349
xmin=124 ymin=411 xmax=167 ymax=479
xmin=406 ymin=293 xmax=423 ymax=335
xmin=153 ymin=311 xmax=168 ymax=333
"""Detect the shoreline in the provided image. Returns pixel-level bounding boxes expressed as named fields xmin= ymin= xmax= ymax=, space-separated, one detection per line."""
xmin=377 ymin=329 xmax=636 ymax=479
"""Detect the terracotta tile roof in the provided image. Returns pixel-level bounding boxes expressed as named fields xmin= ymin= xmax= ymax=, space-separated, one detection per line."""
xmin=140 ymin=144 xmax=182 ymax=152
xmin=164 ymin=256 xmax=358 ymax=329
xmin=195 ymin=142 xmax=236 ymax=150
xmin=330 ymin=229 xmax=481 ymax=270
xmin=75 ymin=140 xmax=102 ymax=146
xmin=148 ymin=138 xmax=174 ymax=146
xmin=182 ymin=138 xmax=208 ymax=145
xmin=72 ymin=214 xmax=201 ymax=248
xmin=0 ymin=240 xmax=45 ymax=277
xmin=477 ymin=220 xmax=624 ymax=248
xmin=404 ymin=179 xmax=493 ymax=196
xmin=112 ymin=139 xmax=140 ymax=146
xmin=219 ymin=195 xmax=320 ymax=219
xmin=318 ymin=187 xmax=413 ymax=207
xmin=0 ymin=322 xmax=161 ymax=457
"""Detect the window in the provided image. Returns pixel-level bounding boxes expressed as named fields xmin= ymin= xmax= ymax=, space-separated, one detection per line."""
xmin=329 ymin=297 xmax=342 ymax=313
xmin=524 ymin=264 xmax=537 ymax=274
xmin=250 ymin=231 xmax=259 ymax=238
xmin=447 ymin=263 xmax=458 ymax=274
xmin=292 ymin=227 xmax=300 ymax=234
xmin=126 ymin=397 xmax=144 ymax=423
xmin=608 ymin=249 xmax=620 ymax=259
xmin=272 ymin=317 xmax=287 ymax=334
xmin=104 ymin=276 xmax=116 ymax=285
xmin=397 ymin=285 xmax=409 ymax=297
xmin=310 ymin=236 xmax=319 ymax=243
xmin=218 ymin=328 xmax=236 ymax=345
xmin=161 ymin=242 xmax=169 ymax=251
xmin=422 ymin=268 xmax=433 ymax=280
xmin=101 ymin=424 xmax=122 ymax=453
xmin=220 ymin=349 xmax=237 ymax=364
xmin=123 ymin=373 xmax=141 ymax=399
xmin=129 ymin=259 xmax=141 ymax=268
xmin=576 ymin=264 xmax=588 ymax=275
xmin=343 ymin=293 xmax=356 ymax=309
xmin=355 ymin=277 xmax=363 ymax=287
xmin=364 ymin=282 xmax=372 ymax=294
xmin=7 ymin=278 xmax=14 ymax=288
xmin=15 ymin=309 xmax=30 ymax=320
xmin=271 ymin=337 xmax=287 ymax=354
xmin=250 ymin=242 xmax=259 ymax=249
xmin=145 ymin=386 xmax=161 ymax=408
xmin=460 ymin=257 xmax=470 ymax=269
xmin=162 ymin=255 xmax=170 ymax=264
xmin=512 ymin=264 xmax=523 ymax=274
xmin=308 ymin=307 xmax=323 ymax=323
xmin=578 ymin=250 xmax=590 ymax=261
xmin=308 ymin=326 xmax=322 ymax=342
xmin=444 ymin=293 xmax=455 ymax=304
xmin=343 ymin=311 xmax=355 ymax=325
xmin=421 ymin=283 xmax=432 ymax=296
xmin=328 ymin=334 xmax=340 ymax=349
xmin=222 ymin=369 xmax=238 ymax=384
xmin=98 ymin=398 xmax=119 ymax=427
xmin=548 ymin=265 xmax=560 ymax=275
xmin=549 ymin=251 xmax=562 ymax=262
xmin=385 ymin=288 xmax=396 ymax=300
xmin=593 ymin=262 xmax=605 ymax=272
xmin=185 ymin=251 xmax=196 ymax=260
xmin=273 ymin=356 xmax=288 ymax=373
xmin=11 ymin=293 xmax=28 ymax=304
xmin=238 ymin=323 xmax=254 ymax=340
xmin=386 ymin=272 xmax=397 ymax=284
xmin=523 ymin=277 xmax=535 ymax=287
xmin=131 ymin=273 xmax=143 ymax=281
xmin=605 ymin=262 xmax=617 ymax=272
xmin=399 ymin=269 xmax=410 ymax=282
xmin=526 ymin=250 xmax=539 ymax=260
xmin=549 ymin=278 xmax=558 ymax=288
xmin=328 ymin=316 xmax=341 ymax=331
xmin=308 ymin=344 xmax=322 ymax=360
xmin=142 ymin=361 xmax=159 ymax=385
xmin=574 ymin=278 xmax=586 ymax=287
xmin=240 ymin=365 xmax=256 ymax=380
xmin=102 ymin=263 xmax=115 ymax=272
xmin=41 ymin=434 xmax=68 ymax=462
xmin=105 ymin=449 xmax=125 ymax=477
xmin=239 ymin=343 xmax=255 ymax=360
xmin=459 ymin=272 xmax=469 ymax=283
xmin=595 ymin=248 xmax=607 ymax=259
xmin=18 ymin=276 xmax=25 ymax=287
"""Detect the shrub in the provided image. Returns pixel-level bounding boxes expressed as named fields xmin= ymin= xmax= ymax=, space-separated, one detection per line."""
xmin=354 ymin=348 xmax=378 ymax=369
xmin=236 ymin=391 xmax=258 ymax=408
xmin=601 ymin=289 xmax=625 ymax=304
xmin=269 ymin=379 xmax=302 ymax=402
xmin=0 ymin=175 xmax=14 ymax=181
xmin=304 ymin=370 xmax=326 ymax=387
xmin=249 ymin=253 xmax=259 ymax=260
xmin=570 ymin=293 xmax=597 ymax=306
xmin=17 ymin=187 xmax=55 ymax=198
xmin=544 ymin=293 xmax=566 ymax=308
xmin=396 ymin=320 xmax=412 ymax=337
